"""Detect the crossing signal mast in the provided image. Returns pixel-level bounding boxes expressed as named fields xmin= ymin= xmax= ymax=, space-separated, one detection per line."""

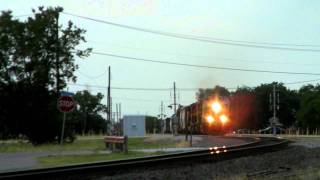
xmin=168 ymin=82 xmax=179 ymax=136
xmin=269 ymin=84 xmax=280 ymax=135
xmin=158 ymin=101 xmax=166 ymax=134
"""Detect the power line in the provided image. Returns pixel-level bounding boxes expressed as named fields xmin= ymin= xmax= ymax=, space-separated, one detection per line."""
xmin=68 ymin=77 xmax=320 ymax=93
xmin=178 ymin=87 xmax=238 ymax=91
xmin=77 ymin=70 xmax=107 ymax=79
xmin=68 ymin=83 xmax=171 ymax=91
xmin=67 ymin=83 xmax=236 ymax=91
xmin=113 ymin=87 xmax=170 ymax=91
xmin=186 ymin=34 xmax=320 ymax=48
xmin=113 ymin=97 xmax=171 ymax=103
xmin=176 ymin=79 xmax=320 ymax=91
xmin=89 ymin=50 xmax=320 ymax=76
xmin=63 ymin=12 xmax=320 ymax=52
xmin=285 ymin=78 xmax=320 ymax=85
xmin=87 ymin=40 xmax=320 ymax=67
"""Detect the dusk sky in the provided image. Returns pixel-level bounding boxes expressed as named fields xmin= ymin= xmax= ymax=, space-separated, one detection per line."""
xmin=2 ymin=0 xmax=320 ymax=117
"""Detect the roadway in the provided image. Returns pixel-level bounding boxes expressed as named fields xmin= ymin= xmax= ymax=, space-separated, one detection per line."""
xmin=0 ymin=135 xmax=255 ymax=173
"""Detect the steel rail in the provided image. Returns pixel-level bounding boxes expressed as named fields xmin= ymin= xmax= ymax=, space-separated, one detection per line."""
xmin=0 ymin=136 xmax=289 ymax=179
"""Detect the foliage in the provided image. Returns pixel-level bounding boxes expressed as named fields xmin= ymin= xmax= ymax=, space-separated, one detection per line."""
xmin=229 ymin=86 xmax=256 ymax=129
xmin=0 ymin=7 xmax=90 ymax=144
xmin=253 ymin=82 xmax=299 ymax=128
xmin=297 ymin=84 xmax=320 ymax=129
xmin=145 ymin=116 xmax=162 ymax=133
xmin=68 ymin=90 xmax=107 ymax=135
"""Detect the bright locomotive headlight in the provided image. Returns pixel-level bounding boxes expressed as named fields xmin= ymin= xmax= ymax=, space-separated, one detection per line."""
xmin=206 ymin=115 xmax=215 ymax=124
xmin=219 ymin=114 xmax=228 ymax=124
xmin=211 ymin=102 xmax=222 ymax=113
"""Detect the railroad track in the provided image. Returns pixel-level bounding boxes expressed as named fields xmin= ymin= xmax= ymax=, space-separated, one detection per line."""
xmin=0 ymin=136 xmax=289 ymax=179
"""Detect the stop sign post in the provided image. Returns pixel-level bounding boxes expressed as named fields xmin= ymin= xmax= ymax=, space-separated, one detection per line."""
xmin=58 ymin=94 xmax=75 ymax=145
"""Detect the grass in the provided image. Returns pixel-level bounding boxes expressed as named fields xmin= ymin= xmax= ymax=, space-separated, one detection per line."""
xmin=128 ymin=137 xmax=187 ymax=149
xmin=37 ymin=151 xmax=166 ymax=167
xmin=294 ymin=167 xmax=320 ymax=179
xmin=0 ymin=138 xmax=105 ymax=153
xmin=0 ymin=136 xmax=186 ymax=153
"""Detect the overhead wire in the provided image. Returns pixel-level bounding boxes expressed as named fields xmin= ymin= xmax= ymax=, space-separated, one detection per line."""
xmin=184 ymin=34 xmax=320 ymax=48
xmin=62 ymin=12 xmax=320 ymax=92
xmin=284 ymin=78 xmax=320 ymax=85
xmin=77 ymin=70 xmax=107 ymax=79
xmin=63 ymin=12 xmax=320 ymax=52
xmin=89 ymin=51 xmax=320 ymax=76
xmin=112 ymin=97 xmax=171 ymax=103
xmin=67 ymin=83 xmax=171 ymax=91
xmin=68 ymin=77 xmax=320 ymax=93
xmin=87 ymin=40 xmax=320 ymax=67
xmin=9 ymin=13 xmax=320 ymax=81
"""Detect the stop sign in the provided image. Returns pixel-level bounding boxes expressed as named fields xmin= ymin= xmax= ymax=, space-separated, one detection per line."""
xmin=58 ymin=96 xmax=75 ymax=113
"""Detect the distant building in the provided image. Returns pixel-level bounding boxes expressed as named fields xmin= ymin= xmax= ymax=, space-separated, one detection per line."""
xmin=123 ymin=115 xmax=146 ymax=137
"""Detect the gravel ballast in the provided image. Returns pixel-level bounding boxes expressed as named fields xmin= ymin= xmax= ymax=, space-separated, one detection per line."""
xmin=92 ymin=140 xmax=320 ymax=180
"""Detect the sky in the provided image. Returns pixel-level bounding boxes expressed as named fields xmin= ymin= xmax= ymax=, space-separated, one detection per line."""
xmin=2 ymin=0 xmax=320 ymax=117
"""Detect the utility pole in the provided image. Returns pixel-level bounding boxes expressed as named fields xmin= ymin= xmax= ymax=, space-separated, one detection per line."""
xmin=116 ymin=103 xmax=119 ymax=135
xmin=110 ymin=97 xmax=113 ymax=134
xmin=107 ymin=66 xmax=111 ymax=135
xmin=119 ymin=103 xmax=122 ymax=120
xmin=189 ymin=107 xmax=193 ymax=147
xmin=116 ymin=103 xmax=119 ymax=123
xmin=55 ymin=12 xmax=60 ymax=95
xmin=173 ymin=82 xmax=177 ymax=136
xmin=119 ymin=103 xmax=122 ymax=135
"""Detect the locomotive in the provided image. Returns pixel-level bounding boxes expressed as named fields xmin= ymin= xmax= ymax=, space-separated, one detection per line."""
xmin=177 ymin=96 xmax=232 ymax=135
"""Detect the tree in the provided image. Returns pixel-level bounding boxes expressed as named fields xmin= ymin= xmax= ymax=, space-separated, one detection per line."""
xmin=69 ymin=90 xmax=107 ymax=135
xmin=0 ymin=7 xmax=91 ymax=144
xmin=253 ymin=82 xmax=299 ymax=129
xmin=145 ymin=116 xmax=159 ymax=133
xmin=297 ymin=84 xmax=320 ymax=129
xmin=230 ymin=87 xmax=257 ymax=129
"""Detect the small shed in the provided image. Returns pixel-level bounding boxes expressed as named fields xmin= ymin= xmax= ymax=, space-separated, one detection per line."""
xmin=123 ymin=115 xmax=146 ymax=137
